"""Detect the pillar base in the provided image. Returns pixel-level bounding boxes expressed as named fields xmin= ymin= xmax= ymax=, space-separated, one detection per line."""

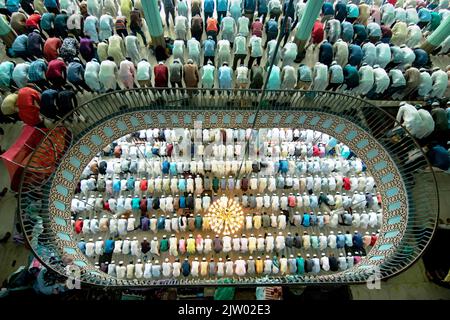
xmin=294 ymin=38 xmax=307 ymax=63
xmin=151 ymin=35 xmax=166 ymax=48
xmin=420 ymin=41 xmax=436 ymax=54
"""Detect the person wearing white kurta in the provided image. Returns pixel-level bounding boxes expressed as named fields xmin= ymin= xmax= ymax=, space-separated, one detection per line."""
xmin=216 ymin=259 xmax=225 ymax=277
xmin=223 ymin=236 xmax=232 ymax=252
xmin=150 ymin=216 xmax=157 ymax=233
xmin=250 ymin=176 xmax=258 ymax=190
xmin=338 ymin=253 xmax=348 ymax=270
xmin=126 ymin=215 xmax=135 ymax=232
xmin=256 ymin=194 xmax=263 ymax=209
xmin=135 ymin=260 xmax=144 ymax=278
xmin=257 ymin=235 xmax=265 ymax=252
xmin=263 ymin=256 xmax=272 ymax=275
xmin=245 ymin=215 xmax=253 ymax=230
xmin=169 ymin=235 xmax=178 ymax=256
xmin=280 ymin=194 xmax=288 ymax=210
xmin=278 ymin=214 xmax=286 ymax=229
xmin=270 ymin=213 xmax=277 ymax=228
xmin=248 ymin=235 xmax=257 ymax=253
xmin=271 ymin=195 xmax=279 ymax=211
xmin=275 ymin=233 xmax=285 ymax=252
xmin=112 ymin=238 xmax=122 ymax=254
xmin=360 ymin=212 xmax=369 ymax=229
xmin=143 ymin=262 xmax=152 ymax=278
xmin=116 ymin=263 xmax=126 ymax=279
xmin=172 ymin=260 xmax=181 ymax=277
xmin=328 ymin=232 xmax=337 ymax=249
xmin=352 ymin=212 xmax=361 ymax=227
xmin=263 ymin=194 xmax=271 ymax=208
xmin=368 ymin=211 xmax=377 ymax=228
xmin=235 ymin=258 xmax=246 ymax=276
xmin=90 ymin=217 xmax=99 ymax=234
xmin=232 ymin=236 xmax=241 ymax=252
xmin=107 ymin=261 xmax=116 ymax=277
xmin=130 ymin=237 xmax=139 ymax=256
xmin=94 ymin=238 xmax=103 ymax=255
xmin=302 ymin=193 xmax=310 ymax=209
xmin=265 ymin=234 xmax=274 ymax=253
xmin=202 ymin=235 xmax=212 ymax=254
xmin=122 ymin=237 xmax=131 ymax=255
xmin=191 ymin=258 xmax=200 ymax=277
xmin=329 ymin=212 xmax=339 ymax=228
xmin=162 ymin=259 xmax=172 ymax=277
xmin=150 ymin=237 xmax=159 ymax=256
xmin=320 ymin=253 xmax=330 ymax=271
xmin=118 ymin=216 xmax=127 ymax=236
xmin=268 ymin=176 xmax=276 ymax=192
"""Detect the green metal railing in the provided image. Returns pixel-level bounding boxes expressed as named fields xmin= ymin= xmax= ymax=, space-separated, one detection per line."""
xmin=17 ymin=88 xmax=439 ymax=287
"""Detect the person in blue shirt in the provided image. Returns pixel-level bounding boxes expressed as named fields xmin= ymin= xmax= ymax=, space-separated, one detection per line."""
xmin=127 ymin=176 xmax=135 ymax=191
xmin=182 ymin=258 xmax=191 ymax=276
xmin=343 ymin=64 xmax=359 ymax=90
xmin=6 ymin=0 xmax=20 ymax=14
xmin=162 ymin=160 xmax=170 ymax=174
xmin=217 ymin=0 xmax=228 ymax=25
xmin=40 ymin=88 xmax=59 ymax=120
xmin=417 ymin=7 xmax=431 ymax=29
xmin=348 ymin=44 xmax=363 ymax=67
xmin=353 ymin=23 xmax=367 ymax=46
xmin=54 ymin=10 xmax=69 ymax=39
xmin=327 ymin=61 xmax=343 ymax=90
xmin=412 ymin=48 xmax=429 ymax=69
xmin=43 ymin=0 xmax=60 ymax=14
xmin=11 ymin=34 xmax=29 ymax=60
xmin=257 ymin=0 xmax=268 ymax=24
xmin=334 ymin=0 xmax=347 ymax=22
xmin=163 ymin=0 xmax=176 ymax=28
xmin=203 ymin=35 xmax=216 ymax=65
xmin=113 ymin=179 xmax=121 ymax=196
xmin=302 ymin=213 xmax=310 ymax=227
xmin=265 ymin=18 xmax=278 ymax=48
xmin=67 ymin=57 xmax=91 ymax=92
xmin=336 ymin=232 xmax=345 ymax=249
xmin=352 ymin=231 xmax=363 ymax=250
xmin=322 ymin=1 xmax=334 ymax=22
xmin=204 ymin=0 xmax=215 ymax=28
xmin=279 ymin=159 xmax=288 ymax=173
xmin=319 ymin=40 xmax=333 ymax=66
xmin=104 ymin=238 xmax=115 ymax=254
xmin=157 ymin=215 xmax=165 ymax=229
xmin=0 ymin=61 xmax=15 ymax=92
xmin=27 ymin=29 xmax=44 ymax=58
xmin=28 ymin=59 xmax=48 ymax=90
xmin=40 ymin=12 xmax=56 ymax=37
xmin=340 ymin=21 xmax=354 ymax=43
xmin=282 ymin=0 xmax=295 ymax=20
xmin=78 ymin=238 xmax=86 ymax=254
xmin=346 ymin=2 xmax=359 ymax=23
xmin=218 ymin=62 xmax=233 ymax=91
xmin=427 ymin=144 xmax=450 ymax=171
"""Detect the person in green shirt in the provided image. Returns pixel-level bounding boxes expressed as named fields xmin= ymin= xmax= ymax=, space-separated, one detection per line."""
xmin=160 ymin=235 xmax=169 ymax=252
xmin=201 ymin=60 xmax=215 ymax=94
xmin=428 ymin=11 xmax=441 ymax=32
xmin=195 ymin=214 xmax=202 ymax=229
xmin=212 ymin=176 xmax=220 ymax=192
xmin=0 ymin=61 xmax=15 ymax=91
xmin=296 ymin=253 xmax=305 ymax=275
xmin=233 ymin=33 xmax=247 ymax=69
xmin=0 ymin=14 xmax=17 ymax=49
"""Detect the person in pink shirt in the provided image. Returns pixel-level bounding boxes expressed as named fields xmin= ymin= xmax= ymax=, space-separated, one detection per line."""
xmin=118 ymin=57 xmax=136 ymax=89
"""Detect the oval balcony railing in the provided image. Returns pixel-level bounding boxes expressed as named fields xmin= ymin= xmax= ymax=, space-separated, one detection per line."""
xmin=18 ymin=88 xmax=439 ymax=287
